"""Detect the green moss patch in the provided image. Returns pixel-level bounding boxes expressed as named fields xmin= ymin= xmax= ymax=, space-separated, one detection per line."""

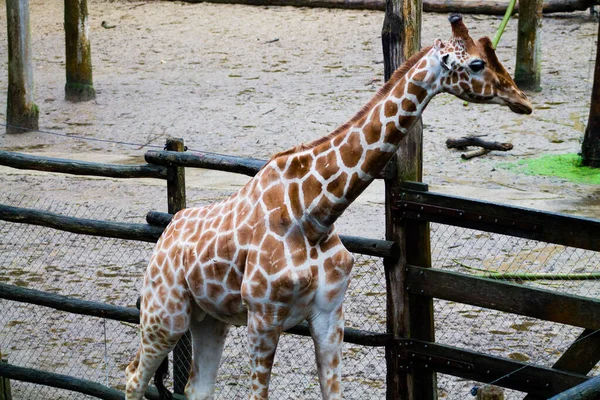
xmin=499 ymin=153 xmax=600 ymax=185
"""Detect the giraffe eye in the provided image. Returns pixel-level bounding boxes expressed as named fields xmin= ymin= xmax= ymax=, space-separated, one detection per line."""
xmin=469 ymin=59 xmax=486 ymax=72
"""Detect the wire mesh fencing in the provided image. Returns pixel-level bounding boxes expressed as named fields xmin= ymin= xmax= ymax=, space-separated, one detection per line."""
xmin=0 ymin=194 xmax=387 ymax=399
xmin=430 ymin=222 xmax=600 ymax=399
xmin=0 ymin=193 xmax=598 ymax=399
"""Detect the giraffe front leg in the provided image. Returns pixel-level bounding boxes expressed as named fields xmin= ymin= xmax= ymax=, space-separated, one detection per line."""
xmin=246 ymin=311 xmax=283 ymax=400
xmin=308 ymin=305 xmax=345 ymax=400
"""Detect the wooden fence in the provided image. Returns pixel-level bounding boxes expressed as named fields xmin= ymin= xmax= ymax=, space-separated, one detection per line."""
xmin=0 ymin=139 xmax=599 ymax=399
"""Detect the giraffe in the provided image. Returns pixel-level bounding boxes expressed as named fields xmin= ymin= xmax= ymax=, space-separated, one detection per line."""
xmin=126 ymin=14 xmax=532 ymax=400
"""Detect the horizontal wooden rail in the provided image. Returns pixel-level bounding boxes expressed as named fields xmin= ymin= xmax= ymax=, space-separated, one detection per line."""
xmin=145 ymin=150 xmax=266 ymax=177
xmin=0 ymin=282 xmax=389 ymax=347
xmin=549 ymin=374 xmax=600 ymax=400
xmin=0 ymin=362 xmax=124 ymax=400
xmin=0 ymin=283 xmax=139 ymax=323
xmin=0 ymin=362 xmax=183 ymax=400
xmin=406 ymin=265 xmax=600 ymax=330
xmin=0 ymin=204 xmax=163 ymax=243
xmin=0 ymin=150 xmax=167 ymax=179
xmin=394 ymin=186 xmax=600 ymax=252
xmin=144 ymin=150 xmax=390 ymax=179
xmin=145 ymin=211 xmax=399 ymax=258
xmin=399 ymin=339 xmax=588 ymax=398
xmin=179 ymin=0 xmax=594 ymax=14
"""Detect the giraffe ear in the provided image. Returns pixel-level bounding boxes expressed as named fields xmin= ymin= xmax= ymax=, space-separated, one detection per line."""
xmin=433 ymin=38 xmax=445 ymax=51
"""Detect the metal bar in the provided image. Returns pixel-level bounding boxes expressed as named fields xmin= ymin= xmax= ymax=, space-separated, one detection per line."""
xmin=398 ymin=339 xmax=588 ymax=397
xmin=145 ymin=211 xmax=398 ymax=258
xmin=394 ymin=186 xmax=600 ymax=251
xmin=0 ymin=150 xmax=167 ymax=179
xmin=0 ymin=204 xmax=163 ymax=243
xmin=406 ymin=265 xmax=600 ymax=330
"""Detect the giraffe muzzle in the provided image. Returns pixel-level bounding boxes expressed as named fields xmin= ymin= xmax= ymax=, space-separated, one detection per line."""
xmin=508 ymin=101 xmax=533 ymax=115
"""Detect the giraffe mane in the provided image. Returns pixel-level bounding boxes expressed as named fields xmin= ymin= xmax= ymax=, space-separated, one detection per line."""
xmin=269 ymin=45 xmax=434 ymax=161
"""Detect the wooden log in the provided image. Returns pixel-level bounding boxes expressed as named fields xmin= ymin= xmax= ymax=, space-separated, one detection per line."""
xmin=0 ymin=282 xmax=388 ymax=348
xmin=5 ymin=0 xmax=39 ymax=134
xmin=581 ymin=18 xmax=600 ymax=168
xmin=446 ymin=137 xmax=513 ymax=151
xmin=0 ymin=204 xmax=164 ymax=243
xmin=424 ymin=0 xmax=593 ymax=14
xmin=477 ymin=385 xmax=504 ymax=399
xmin=515 ymin=0 xmax=543 ymax=91
xmin=165 ymin=139 xmax=191 ymax=396
xmin=177 ymin=0 xmax=594 ymax=14
xmin=548 ymin=374 xmax=600 ymax=400
xmin=0 ymin=282 xmax=140 ymax=323
xmin=145 ymin=211 xmax=399 ymax=258
xmin=0 ymin=150 xmax=168 ymax=179
xmin=400 ymin=338 xmax=588 ymax=397
xmin=406 ymin=265 xmax=600 ymax=330
xmin=0 ymin=361 xmax=185 ymax=400
xmin=145 ymin=149 xmax=266 ymax=177
xmin=64 ymin=0 xmax=95 ymax=101
xmin=461 ymin=148 xmax=490 ymax=159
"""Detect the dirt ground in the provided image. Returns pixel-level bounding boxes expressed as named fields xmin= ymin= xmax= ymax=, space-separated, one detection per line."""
xmin=0 ymin=1 xmax=599 ymax=399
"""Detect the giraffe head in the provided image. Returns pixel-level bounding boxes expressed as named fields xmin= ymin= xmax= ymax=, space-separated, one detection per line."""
xmin=433 ymin=14 xmax=532 ymax=115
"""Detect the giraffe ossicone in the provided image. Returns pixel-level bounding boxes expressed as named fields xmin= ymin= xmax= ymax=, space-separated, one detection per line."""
xmin=126 ymin=14 xmax=531 ymax=400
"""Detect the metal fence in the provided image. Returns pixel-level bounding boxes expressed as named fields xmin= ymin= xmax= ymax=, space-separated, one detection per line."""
xmin=1 ymin=191 xmax=598 ymax=399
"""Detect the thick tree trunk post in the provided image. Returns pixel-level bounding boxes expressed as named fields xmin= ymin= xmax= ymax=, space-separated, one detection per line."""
xmin=581 ymin=20 xmax=600 ymax=168
xmin=64 ymin=0 xmax=96 ymax=102
xmin=382 ymin=1 xmax=436 ymax=399
xmin=5 ymin=0 xmax=39 ymax=134
xmin=165 ymin=138 xmax=190 ymax=395
xmin=515 ymin=0 xmax=543 ymax=91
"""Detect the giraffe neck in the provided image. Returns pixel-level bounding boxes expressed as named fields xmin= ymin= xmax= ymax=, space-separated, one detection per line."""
xmin=275 ymin=47 xmax=442 ymax=240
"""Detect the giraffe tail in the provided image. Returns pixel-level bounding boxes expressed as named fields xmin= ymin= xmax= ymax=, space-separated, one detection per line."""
xmin=154 ymin=356 xmax=173 ymax=400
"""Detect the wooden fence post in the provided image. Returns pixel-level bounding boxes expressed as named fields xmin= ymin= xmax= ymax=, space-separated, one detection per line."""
xmin=64 ymin=0 xmax=96 ymax=102
xmin=477 ymin=385 xmax=505 ymax=399
xmin=5 ymin=0 xmax=39 ymax=134
xmin=165 ymin=138 xmax=191 ymax=395
xmin=515 ymin=0 xmax=543 ymax=91
xmin=382 ymin=0 xmax=436 ymax=399
xmin=581 ymin=19 xmax=600 ymax=168
xmin=0 ymin=349 xmax=12 ymax=400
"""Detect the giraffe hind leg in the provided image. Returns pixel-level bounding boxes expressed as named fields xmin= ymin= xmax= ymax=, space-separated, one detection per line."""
xmin=126 ymin=294 xmax=191 ymax=399
xmin=184 ymin=311 xmax=230 ymax=400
